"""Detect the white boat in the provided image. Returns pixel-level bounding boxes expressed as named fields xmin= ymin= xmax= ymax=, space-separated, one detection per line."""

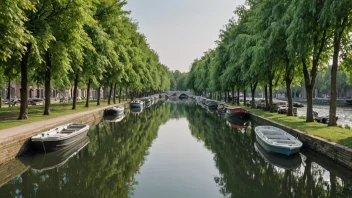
xmin=131 ymin=100 xmax=144 ymax=108
xmin=255 ymin=126 xmax=302 ymax=156
xmin=103 ymin=106 xmax=124 ymax=116
xmin=31 ymin=123 xmax=89 ymax=152
xmin=104 ymin=114 xmax=126 ymax=123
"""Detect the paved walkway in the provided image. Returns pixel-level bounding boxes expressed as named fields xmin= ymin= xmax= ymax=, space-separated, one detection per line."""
xmin=0 ymin=103 xmax=127 ymax=143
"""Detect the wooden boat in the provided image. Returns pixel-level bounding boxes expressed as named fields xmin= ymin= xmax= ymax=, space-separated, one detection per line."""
xmin=225 ymin=107 xmax=249 ymax=119
xmin=255 ymin=126 xmax=303 ymax=156
xmin=104 ymin=114 xmax=126 ymax=123
xmin=31 ymin=123 xmax=89 ymax=152
xmin=131 ymin=100 xmax=143 ymax=108
xmin=103 ymin=106 xmax=124 ymax=116
xmin=225 ymin=117 xmax=250 ymax=129
xmin=254 ymin=142 xmax=302 ymax=170
xmin=28 ymin=136 xmax=90 ymax=171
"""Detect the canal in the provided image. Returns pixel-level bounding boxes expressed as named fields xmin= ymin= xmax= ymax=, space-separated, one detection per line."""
xmin=0 ymin=100 xmax=352 ymax=197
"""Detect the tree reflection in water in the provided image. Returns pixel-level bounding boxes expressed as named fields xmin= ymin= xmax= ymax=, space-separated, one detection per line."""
xmin=0 ymin=101 xmax=351 ymax=198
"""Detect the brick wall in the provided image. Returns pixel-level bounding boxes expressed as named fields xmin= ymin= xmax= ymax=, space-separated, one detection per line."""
xmin=251 ymin=114 xmax=352 ymax=170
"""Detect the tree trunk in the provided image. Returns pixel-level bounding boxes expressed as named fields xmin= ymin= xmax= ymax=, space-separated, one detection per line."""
xmin=306 ymin=88 xmax=314 ymax=122
xmin=44 ymin=52 xmax=51 ymax=115
xmin=97 ymin=87 xmax=101 ymax=105
xmin=231 ymin=87 xmax=234 ymax=104
xmin=18 ymin=44 xmax=31 ymax=120
xmin=108 ymin=83 xmax=113 ymax=105
xmin=329 ymin=23 xmax=344 ymax=126
xmin=85 ymin=79 xmax=91 ymax=107
xmin=225 ymin=91 xmax=227 ymax=102
xmin=125 ymin=87 xmax=127 ymax=101
xmin=269 ymin=79 xmax=273 ymax=112
xmin=8 ymin=77 xmax=11 ymax=108
xmin=251 ymin=84 xmax=256 ymax=108
xmin=264 ymin=85 xmax=268 ymax=111
xmin=243 ymin=89 xmax=246 ymax=106
xmin=72 ymin=73 xmax=79 ymax=110
xmin=113 ymin=83 xmax=117 ymax=104
xmin=237 ymin=88 xmax=240 ymax=105
xmin=119 ymin=86 xmax=122 ymax=103
xmin=286 ymin=79 xmax=293 ymax=116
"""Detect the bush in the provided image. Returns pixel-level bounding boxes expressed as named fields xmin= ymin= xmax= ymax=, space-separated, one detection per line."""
xmin=337 ymin=124 xmax=343 ymax=128
xmin=345 ymin=124 xmax=351 ymax=130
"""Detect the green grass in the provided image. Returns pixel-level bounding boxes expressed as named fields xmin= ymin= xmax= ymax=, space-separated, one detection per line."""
xmin=223 ymin=102 xmax=352 ymax=148
xmin=0 ymin=100 xmax=129 ymax=130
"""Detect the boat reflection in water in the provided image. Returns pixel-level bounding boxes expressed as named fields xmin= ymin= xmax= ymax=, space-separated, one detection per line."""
xmin=103 ymin=113 xmax=126 ymax=123
xmin=254 ymin=142 xmax=302 ymax=170
xmin=25 ymin=136 xmax=90 ymax=172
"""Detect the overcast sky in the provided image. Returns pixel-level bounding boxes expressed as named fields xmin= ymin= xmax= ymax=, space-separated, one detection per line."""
xmin=125 ymin=0 xmax=246 ymax=72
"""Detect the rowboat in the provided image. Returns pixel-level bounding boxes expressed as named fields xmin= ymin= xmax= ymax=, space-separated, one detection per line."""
xmin=255 ymin=126 xmax=303 ymax=156
xmin=226 ymin=117 xmax=250 ymax=129
xmin=131 ymin=107 xmax=143 ymax=115
xmin=28 ymin=136 xmax=90 ymax=171
xmin=103 ymin=106 xmax=124 ymax=116
xmin=225 ymin=107 xmax=249 ymax=119
xmin=179 ymin=94 xmax=189 ymax=99
xmin=207 ymin=101 xmax=219 ymax=109
xmin=104 ymin=114 xmax=126 ymax=123
xmin=131 ymin=100 xmax=144 ymax=108
xmin=254 ymin=142 xmax=302 ymax=170
xmin=31 ymin=123 xmax=89 ymax=152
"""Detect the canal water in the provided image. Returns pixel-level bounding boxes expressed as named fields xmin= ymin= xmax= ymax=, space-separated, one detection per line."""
xmin=1 ymin=100 xmax=352 ymax=197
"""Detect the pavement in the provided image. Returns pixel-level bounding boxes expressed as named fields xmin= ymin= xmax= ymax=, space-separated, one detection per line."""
xmin=0 ymin=102 xmax=128 ymax=143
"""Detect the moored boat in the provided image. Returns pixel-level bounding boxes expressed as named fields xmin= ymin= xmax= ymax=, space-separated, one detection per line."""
xmin=254 ymin=142 xmax=302 ymax=170
xmin=207 ymin=101 xmax=219 ymax=109
xmin=179 ymin=93 xmax=189 ymax=99
xmin=131 ymin=107 xmax=143 ymax=115
xmin=225 ymin=107 xmax=249 ymax=119
xmin=255 ymin=126 xmax=302 ymax=156
xmin=103 ymin=106 xmax=124 ymax=116
xmin=131 ymin=100 xmax=144 ymax=108
xmin=31 ymin=123 xmax=89 ymax=152
xmin=104 ymin=113 xmax=126 ymax=122
xmin=225 ymin=117 xmax=250 ymax=129
xmin=28 ymin=136 xmax=90 ymax=171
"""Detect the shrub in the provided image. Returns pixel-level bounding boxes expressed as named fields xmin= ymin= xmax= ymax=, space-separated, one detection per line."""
xmin=337 ymin=124 xmax=343 ymax=128
xmin=345 ymin=124 xmax=351 ymax=130
xmin=298 ymin=116 xmax=306 ymax=120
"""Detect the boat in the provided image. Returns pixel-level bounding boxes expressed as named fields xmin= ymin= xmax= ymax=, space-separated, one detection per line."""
xmin=31 ymin=123 xmax=90 ymax=152
xmin=207 ymin=101 xmax=219 ymax=109
xmin=225 ymin=107 xmax=249 ymax=119
xmin=103 ymin=106 xmax=124 ymax=116
xmin=226 ymin=117 xmax=250 ymax=129
xmin=179 ymin=93 xmax=189 ymax=99
xmin=345 ymin=99 xmax=352 ymax=105
xmin=131 ymin=107 xmax=143 ymax=115
xmin=140 ymin=97 xmax=151 ymax=104
xmin=255 ymin=126 xmax=303 ymax=156
xmin=28 ymin=136 xmax=90 ymax=171
xmin=104 ymin=113 xmax=126 ymax=123
xmin=313 ymin=111 xmax=338 ymax=124
xmin=277 ymin=105 xmax=288 ymax=114
xmin=217 ymin=103 xmax=226 ymax=111
xmin=254 ymin=142 xmax=302 ymax=170
xmin=131 ymin=100 xmax=144 ymax=108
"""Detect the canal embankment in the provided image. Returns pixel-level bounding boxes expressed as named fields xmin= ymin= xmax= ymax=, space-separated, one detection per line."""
xmin=0 ymin=101 xmax=129 ymax=165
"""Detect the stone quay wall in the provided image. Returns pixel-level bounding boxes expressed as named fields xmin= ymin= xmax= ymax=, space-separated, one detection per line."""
xmin=250 ymin=114 xmax=352 ymax=170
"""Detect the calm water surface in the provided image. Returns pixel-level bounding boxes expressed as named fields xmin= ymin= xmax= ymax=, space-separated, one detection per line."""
xmin=1 ymin=100 xmax=352 ymax=198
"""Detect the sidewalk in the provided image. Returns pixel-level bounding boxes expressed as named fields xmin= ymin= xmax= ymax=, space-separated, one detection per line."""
xmin=0 ymin=103 xmax=125 ymax=143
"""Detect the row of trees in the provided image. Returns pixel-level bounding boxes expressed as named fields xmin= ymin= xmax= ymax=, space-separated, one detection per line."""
xmin=0 ymin=0 xmax=171 ymax=119
xmin=186 ymin=0 xmax=352 ymax=126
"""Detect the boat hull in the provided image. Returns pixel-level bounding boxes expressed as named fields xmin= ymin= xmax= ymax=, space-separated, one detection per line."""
xmin=256 ymin=134 xmax=300 ymax=156
xmin=131 ymin=103 xmax=143 ymax=108
xmin=103 ymin=108 xmax=124 ymax=116
xmin=32 ymin=129 xmax=89 ymax=152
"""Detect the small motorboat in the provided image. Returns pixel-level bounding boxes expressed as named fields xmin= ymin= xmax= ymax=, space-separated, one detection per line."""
xmin=131 ymin=100 xmax=144 ymax=108
xmin=255 ymin=126 xmax=303 ymax=156
xmin=28 ymin=136 xmax=90 ymax=171
xmin=225 ymin=107 xmax=249 ymax=119
xmin=103 ymin=106 xmax=124 ymax=116
xmin=104 ymin=114 xmax=126 ymax=123
xmin=254 ymin=142 xmax=302 ymax=170
xmin=31 ymin=123 xmax=89 ymax=152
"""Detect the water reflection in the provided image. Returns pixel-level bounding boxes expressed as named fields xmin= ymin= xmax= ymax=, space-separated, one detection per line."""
xmin=0 ymin=101 xmax=351 ymax=198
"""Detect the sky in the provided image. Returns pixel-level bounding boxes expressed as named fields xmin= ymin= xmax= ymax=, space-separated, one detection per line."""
xmin=125 ymin=0 xmax=246 ymax=72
